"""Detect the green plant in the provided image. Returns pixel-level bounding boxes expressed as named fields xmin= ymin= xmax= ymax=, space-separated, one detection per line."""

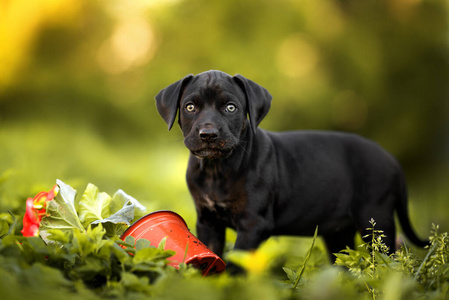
xmin=414 ymin=224 xmax=449 ymax=291
xmin=334 ymin=219 xmax=395 ymax=299
xmin=282 ymin=226 xmax=319 ymax=289
xmin=0 ymin=223 xmax=183 ymax=299
xmin=1 ymin=181 xmax=449 ymax=300
xmin=334 ymin=219 xmax=449 ymax=300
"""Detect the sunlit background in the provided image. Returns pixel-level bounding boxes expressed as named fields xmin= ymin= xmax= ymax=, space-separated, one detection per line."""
xmin=0 ymin=0 xmax=448 ymax=255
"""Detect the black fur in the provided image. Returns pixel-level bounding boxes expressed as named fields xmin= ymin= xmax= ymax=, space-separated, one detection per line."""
xmin=155 ymin=70 xmax=428 ymax=262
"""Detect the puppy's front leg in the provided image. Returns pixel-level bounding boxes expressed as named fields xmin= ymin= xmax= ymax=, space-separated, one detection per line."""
xmin=196 ymin=216 xmax=226 ymax=258
xmin=222 ymin=215 xmax=273 ymax=275
xmin=233 ymin=214 xmax=273 ymax=252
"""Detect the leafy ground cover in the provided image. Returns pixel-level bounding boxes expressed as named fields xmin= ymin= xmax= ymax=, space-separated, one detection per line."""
xmin=0 ymin=181 xmax=448 ymax=300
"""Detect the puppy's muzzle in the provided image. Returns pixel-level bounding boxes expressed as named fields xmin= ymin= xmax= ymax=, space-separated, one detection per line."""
xmin=199 ymin=127 xmax=219 ymax=143
xmin=190 ymin=125 xmax=234 ymax=159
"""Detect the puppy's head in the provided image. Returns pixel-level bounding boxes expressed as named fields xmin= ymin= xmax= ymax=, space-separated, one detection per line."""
xmin=155 ymin=70 xmax=272 ymax=159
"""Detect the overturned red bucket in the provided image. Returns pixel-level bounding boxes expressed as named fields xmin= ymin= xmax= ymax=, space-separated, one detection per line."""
xmin=120 ymin=210 xmax=225 ymax=275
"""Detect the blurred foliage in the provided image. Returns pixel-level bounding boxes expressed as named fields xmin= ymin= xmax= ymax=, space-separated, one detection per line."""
xmin=0 ymin=0 xmax=448 ymax=265
xmin=1 ymin=213 xmax=448 ymax=299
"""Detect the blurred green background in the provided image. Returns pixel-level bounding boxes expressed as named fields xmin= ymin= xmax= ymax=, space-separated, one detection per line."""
xmin=0 ymin=0 xmax=448 ymax=250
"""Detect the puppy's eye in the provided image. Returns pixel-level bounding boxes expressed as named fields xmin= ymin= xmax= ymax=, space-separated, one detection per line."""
xmin=186 ymin=104 xmax=195 ymax=112
xmin=226 ymin=104 xmax=236 ymax=113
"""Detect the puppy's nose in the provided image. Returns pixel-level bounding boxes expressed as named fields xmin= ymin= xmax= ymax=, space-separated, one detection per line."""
xmin=199 ymin=128 xmax=219 ymax=142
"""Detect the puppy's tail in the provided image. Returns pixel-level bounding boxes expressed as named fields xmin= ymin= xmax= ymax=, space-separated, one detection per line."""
xmin=396 ymin=176 xmax=429 ymax=248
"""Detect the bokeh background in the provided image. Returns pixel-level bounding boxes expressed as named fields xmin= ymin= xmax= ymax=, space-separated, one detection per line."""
xmin=1 ymin=0 xmax=448 ymax=254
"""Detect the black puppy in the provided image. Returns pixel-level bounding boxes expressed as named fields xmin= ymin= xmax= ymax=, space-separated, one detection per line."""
xmin=155 ymin=70 xmax=428 ymax=262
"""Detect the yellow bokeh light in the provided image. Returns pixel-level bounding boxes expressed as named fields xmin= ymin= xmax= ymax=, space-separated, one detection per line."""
xmin=276 ymin=35 xmax=320 ymax=79
xmin=0 ymin=0 xmax=81 ymax=90
xmin=97 ymin=17 xmax=156 ymax=74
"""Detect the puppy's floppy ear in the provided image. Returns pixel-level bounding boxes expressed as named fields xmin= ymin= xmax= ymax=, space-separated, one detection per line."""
xmin=155 ymin=74 xmax=194 ymax=130
xmin=233 ymin=74 xmax=272 ymax=134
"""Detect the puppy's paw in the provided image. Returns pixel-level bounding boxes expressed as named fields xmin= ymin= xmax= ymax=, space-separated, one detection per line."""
xmin=225 ymin=262 xmax=246 ymax=276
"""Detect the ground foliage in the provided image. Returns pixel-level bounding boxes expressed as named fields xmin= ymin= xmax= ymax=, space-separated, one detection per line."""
xmin=0 ymin=207 xmax=448 ymax=300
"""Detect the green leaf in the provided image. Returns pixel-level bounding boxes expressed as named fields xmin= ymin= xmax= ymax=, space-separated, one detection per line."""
xmin=124 ymin=235 xmax=135 ymax=246
xmin=293 ymin=226 xmax=318 ymax=289
xmin=112 ymin=189 xmax=146 ymax=219
xmin=76 ymin=184 xmax=145 ymax=237
xmin=56 ymin=179 xmax=79 ymax=214
xmin=283 ymin=267 xmax=298 ymax=284
xmin=78 ymin=183 xmax=112 ymax=228
xmin=91 ymin=201 xmax=134 ymax=226
xmin=99 ymin=222 xmax=129 ymax=238
xmin=21 ymin=263 xmax=73 ymax=290
xmin=75 ymin=256 xmax=105 ymax=278
xmin=111 ymin=241 xmax=130 ymax=263
xmin=120 ymin=271 xmax=151 ymax=293
xmin=0 ymin=220 xmax=9 ymax=238
xmin=91 ymin=200 xmax=135 ymax=237
xmin=133 ymin=247 xmax=175 ymax=264
xmin=158 ymin=237 xmax=167 ymax=250
xmin=42 ymin=229 xmax=70 ymax=244
xmin=136 ymin=239 xmax=151 ymax=250
xmin=40 ymin=180 xmax=85 ymax=243
xmin=86 ymin=223 xmax=108 ymax=246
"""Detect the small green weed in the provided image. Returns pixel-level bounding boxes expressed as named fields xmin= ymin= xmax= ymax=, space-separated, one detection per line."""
xmin=333 ymin=219 xmax=449 ymax=300
xmin=282 ymin=226 xmax=319 ymax=289
xmin=414 ymin=224 xmax=448 ymax=291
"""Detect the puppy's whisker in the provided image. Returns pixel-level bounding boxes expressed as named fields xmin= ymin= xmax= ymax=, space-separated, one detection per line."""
xmin=237 ymin=141 xmax=250 ymax=156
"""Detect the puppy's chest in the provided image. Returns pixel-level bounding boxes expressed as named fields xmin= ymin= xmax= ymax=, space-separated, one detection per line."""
xmin=193 ymin=177 xmax=247 ymax=215
xmin=187 ymin=160 xmax=249 ymax=219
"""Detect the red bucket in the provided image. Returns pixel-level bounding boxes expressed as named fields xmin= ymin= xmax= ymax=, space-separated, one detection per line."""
xmin=120 ymin=210 xmax=225 ymax=275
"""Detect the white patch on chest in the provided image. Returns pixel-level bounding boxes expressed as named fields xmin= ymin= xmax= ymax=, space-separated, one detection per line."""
xmin=203 ymin=194 xmax=229 ymax=211
xmin=204 ymin=195 xmax=215 ymax=209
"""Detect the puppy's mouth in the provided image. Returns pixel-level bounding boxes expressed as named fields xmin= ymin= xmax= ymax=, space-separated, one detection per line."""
xmin=191 ymin=147 xmax=233 ymax=160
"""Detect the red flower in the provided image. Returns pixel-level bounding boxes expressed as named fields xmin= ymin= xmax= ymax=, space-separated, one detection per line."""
xmin=21 ymin=185 xmax=59 ymax=237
